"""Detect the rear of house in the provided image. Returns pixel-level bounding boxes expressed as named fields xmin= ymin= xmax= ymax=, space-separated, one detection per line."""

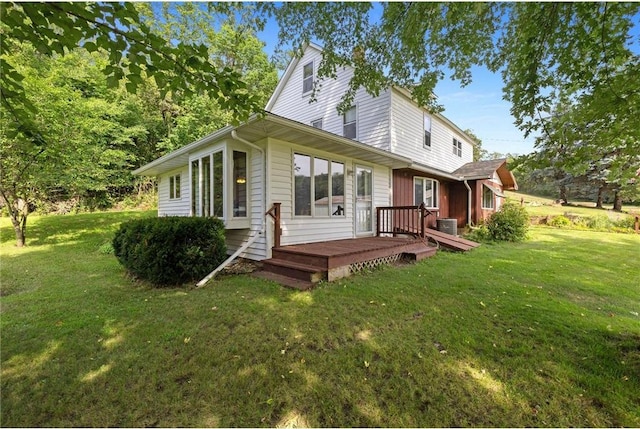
xmin=135 ymin=43 xmax=517 ymax=263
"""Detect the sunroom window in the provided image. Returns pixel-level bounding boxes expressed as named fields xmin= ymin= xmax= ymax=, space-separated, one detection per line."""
xmin=191 ymin=151 xmax=224 ymax=217
xmin=294 ymin=152 xmax=345 ymax=217
xmin=233 ymin=151 xmax=247 ymax=217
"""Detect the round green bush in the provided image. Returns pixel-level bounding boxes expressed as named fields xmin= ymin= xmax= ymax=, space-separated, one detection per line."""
xmin=486 ymin=201 xmax=529 ymax=242
xmin=112 ymin=216 xmax=227 ymax=286
xmin=549 ymin=215 xmax=571 ymax=227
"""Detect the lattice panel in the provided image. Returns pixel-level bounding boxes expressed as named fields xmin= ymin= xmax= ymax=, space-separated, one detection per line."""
xmin=349 ymin=253 xmax=402 ymax=274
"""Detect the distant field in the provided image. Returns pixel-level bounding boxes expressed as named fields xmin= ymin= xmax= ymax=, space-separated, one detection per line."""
xmin=504 ymin=191 xmax=638 ymax=220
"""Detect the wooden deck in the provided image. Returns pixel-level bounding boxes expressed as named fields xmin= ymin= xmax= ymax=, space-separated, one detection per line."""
xmin=256 ymin=236 xmax=437 ymax=290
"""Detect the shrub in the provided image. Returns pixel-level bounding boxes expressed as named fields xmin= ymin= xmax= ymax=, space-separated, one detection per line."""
xmin=486 ymin=201 xmax=529 ymax=242
xmin=112 ymin=216 xmax=227 ymax=286
xmin=587 ymin=215 xmax=613 ymax=230
xmin=465 ymin=224 xmax=492 ymax=243
xmin=548 ymin=215 xmax=571 ymax=228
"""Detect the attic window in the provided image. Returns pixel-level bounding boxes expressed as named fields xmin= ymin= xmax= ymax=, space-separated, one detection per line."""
xmin=302 ymin=61 xmax=313 ymax=94
xmin=453 ymin=138 xmax=462 ymax=157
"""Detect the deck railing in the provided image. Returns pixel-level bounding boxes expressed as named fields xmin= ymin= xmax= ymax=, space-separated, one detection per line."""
xmin=376 ymin=203 xmax=437 ymax=238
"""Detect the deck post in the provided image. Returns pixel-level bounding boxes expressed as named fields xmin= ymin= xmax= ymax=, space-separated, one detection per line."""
xmin=266 ymin=202 xmax=282 ymax=248
xmin=376 ymin=207 xmax=381 ymax=237
xmin=419 ymin=203 xmax=426 ymax=238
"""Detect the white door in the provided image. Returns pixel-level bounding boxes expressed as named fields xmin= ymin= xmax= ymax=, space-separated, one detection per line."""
xmin=355 ymin=165 xmax=373 ymax=235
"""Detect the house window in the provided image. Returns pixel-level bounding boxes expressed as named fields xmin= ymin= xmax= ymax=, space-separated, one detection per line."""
xmin=343 ymin=106 xmax=357 ymax=139
xmin=302 ymin=61 xmax=314 ymax=94
xmin=169 ymin=174 xmax=181 ymax=199
xmin=191 ymin=151 xmax=224 ymax=217
xmin=414 ymin=177 xmax=439 ymax=209
xmin=482 ymin=185 xmax=494 ymax=209
xmin=311 ymin=118 xmax=323 ymax=129
xmin=453 ymin=138 xmax=462 ymax=157
xmin=233 ymin=151 xmax=247 ymax=217
xmin=294 ymin=152 xmax=345 ymax=217
xmin=424 ymin=114 xmax=432 ymax=148
xmin=314 ymin=158 xmax=329 ymax=216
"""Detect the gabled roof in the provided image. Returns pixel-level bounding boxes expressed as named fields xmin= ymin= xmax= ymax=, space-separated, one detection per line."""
xmin=266 ymin=43 xmax=478 ymax=147
xmin=453 ymin=159 xmax=518 ymax=190
xmin=265 ymin=42 xmax=324 ymax=111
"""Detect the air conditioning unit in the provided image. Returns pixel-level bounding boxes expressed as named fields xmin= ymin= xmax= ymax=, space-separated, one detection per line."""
xmin=436 ymin=218 xmax=458 ymax=236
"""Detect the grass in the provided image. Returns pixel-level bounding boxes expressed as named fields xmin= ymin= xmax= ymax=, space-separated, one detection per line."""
xmin=1 ymin=211 xmax=639 ymax=427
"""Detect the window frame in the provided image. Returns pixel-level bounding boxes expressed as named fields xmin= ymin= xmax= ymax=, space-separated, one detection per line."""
xmin=343 ymin=105 xmax=357 ymax=139
xmin=232 ymin=150 xmax=248 ymax=218
xmin=482 ymin=184 xmax=494 ymax=209
xmin=453 ymin=138 xmax=463 ymax=157
xmin=293 ymin=151 xmax=346 ymax=218
xmin=189 ymin=148 xmax=226 ymax=218
xmin=413 ymin=177 xmax=439 ymax=209
xmin=423 ymin=114 xmax=432 ymax=148
xmin=302 ymin=61 xmax=314 ymax=95
xmin=169 ymin=174 xmax=181 ymax=200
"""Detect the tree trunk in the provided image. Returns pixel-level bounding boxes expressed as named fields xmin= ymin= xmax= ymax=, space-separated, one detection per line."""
xmin=3 ymin=195 xmax=29 ymax=247
xmin=559 ymin=185 xmax=568 ymax=205
xmin=11 ymin=217 xmax=26 ymax=247
xmin=595 ymin=186 xmax=604 ymax=209
xmin=613 ymin=190 xmax=623 ymax=212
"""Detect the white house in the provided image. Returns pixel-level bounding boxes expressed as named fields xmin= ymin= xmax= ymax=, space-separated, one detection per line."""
xmin=133 ymin=43 xmax=517 ymax=264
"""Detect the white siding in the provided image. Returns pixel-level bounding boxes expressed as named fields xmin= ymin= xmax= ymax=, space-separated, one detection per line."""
xmin=389 ymin=89 xmax=474 ymax=172
xmin=270 ymin=46 xmax=391 ymax=151
xmin=157 ymin=167 xmax=190 ymax=216
xmin=266 ymin=137 xmax=392 ymax=247
xmin=156 ymin=141 xmax=269 ymax=261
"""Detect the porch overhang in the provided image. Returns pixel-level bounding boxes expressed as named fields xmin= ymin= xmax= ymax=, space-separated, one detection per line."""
xmin=133 ymin=112 xmax=415 ymax=176
xmin=453 ymin=159 xmax=518 ymax=190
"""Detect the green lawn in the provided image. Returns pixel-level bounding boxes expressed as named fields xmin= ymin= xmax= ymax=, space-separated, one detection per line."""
xmin=1 ymin=212 xmax=639 ymax=427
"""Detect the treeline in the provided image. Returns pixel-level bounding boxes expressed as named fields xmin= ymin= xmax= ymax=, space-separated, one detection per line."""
xmin=1 ymin=4 xmax=278 ymax=245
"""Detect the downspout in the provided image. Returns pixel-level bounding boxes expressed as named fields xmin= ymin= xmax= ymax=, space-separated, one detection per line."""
xmin=196 ymin=130 xmax=266 ymax=287
xmin=463 ymin=179 xmax=472 ymax=226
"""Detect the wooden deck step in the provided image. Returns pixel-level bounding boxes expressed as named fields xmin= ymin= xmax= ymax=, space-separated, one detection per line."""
xmin=402 ymin=246 xmax=437 ymax=261
xmin=261 ymin=258 xmax=326 ymax=283
xmin=425 ymin=228 xmax=480 ymax=252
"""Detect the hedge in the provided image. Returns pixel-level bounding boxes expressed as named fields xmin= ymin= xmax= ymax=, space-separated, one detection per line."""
xmin=112 ymin=216 xmax=227 ymax=286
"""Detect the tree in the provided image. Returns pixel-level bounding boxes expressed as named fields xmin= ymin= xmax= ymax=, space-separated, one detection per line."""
xmin=0 ymin=45 xmax=144 ymax=245
xmin=265 ymin=2 xmax=639 ymax=205
xmin=266 ymin=3 xmax=638 ymax=129
xmin=140 ymin=3 xmax=278 ymax=152
xmin=1 ymin=3 xmax=275 ymax=246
